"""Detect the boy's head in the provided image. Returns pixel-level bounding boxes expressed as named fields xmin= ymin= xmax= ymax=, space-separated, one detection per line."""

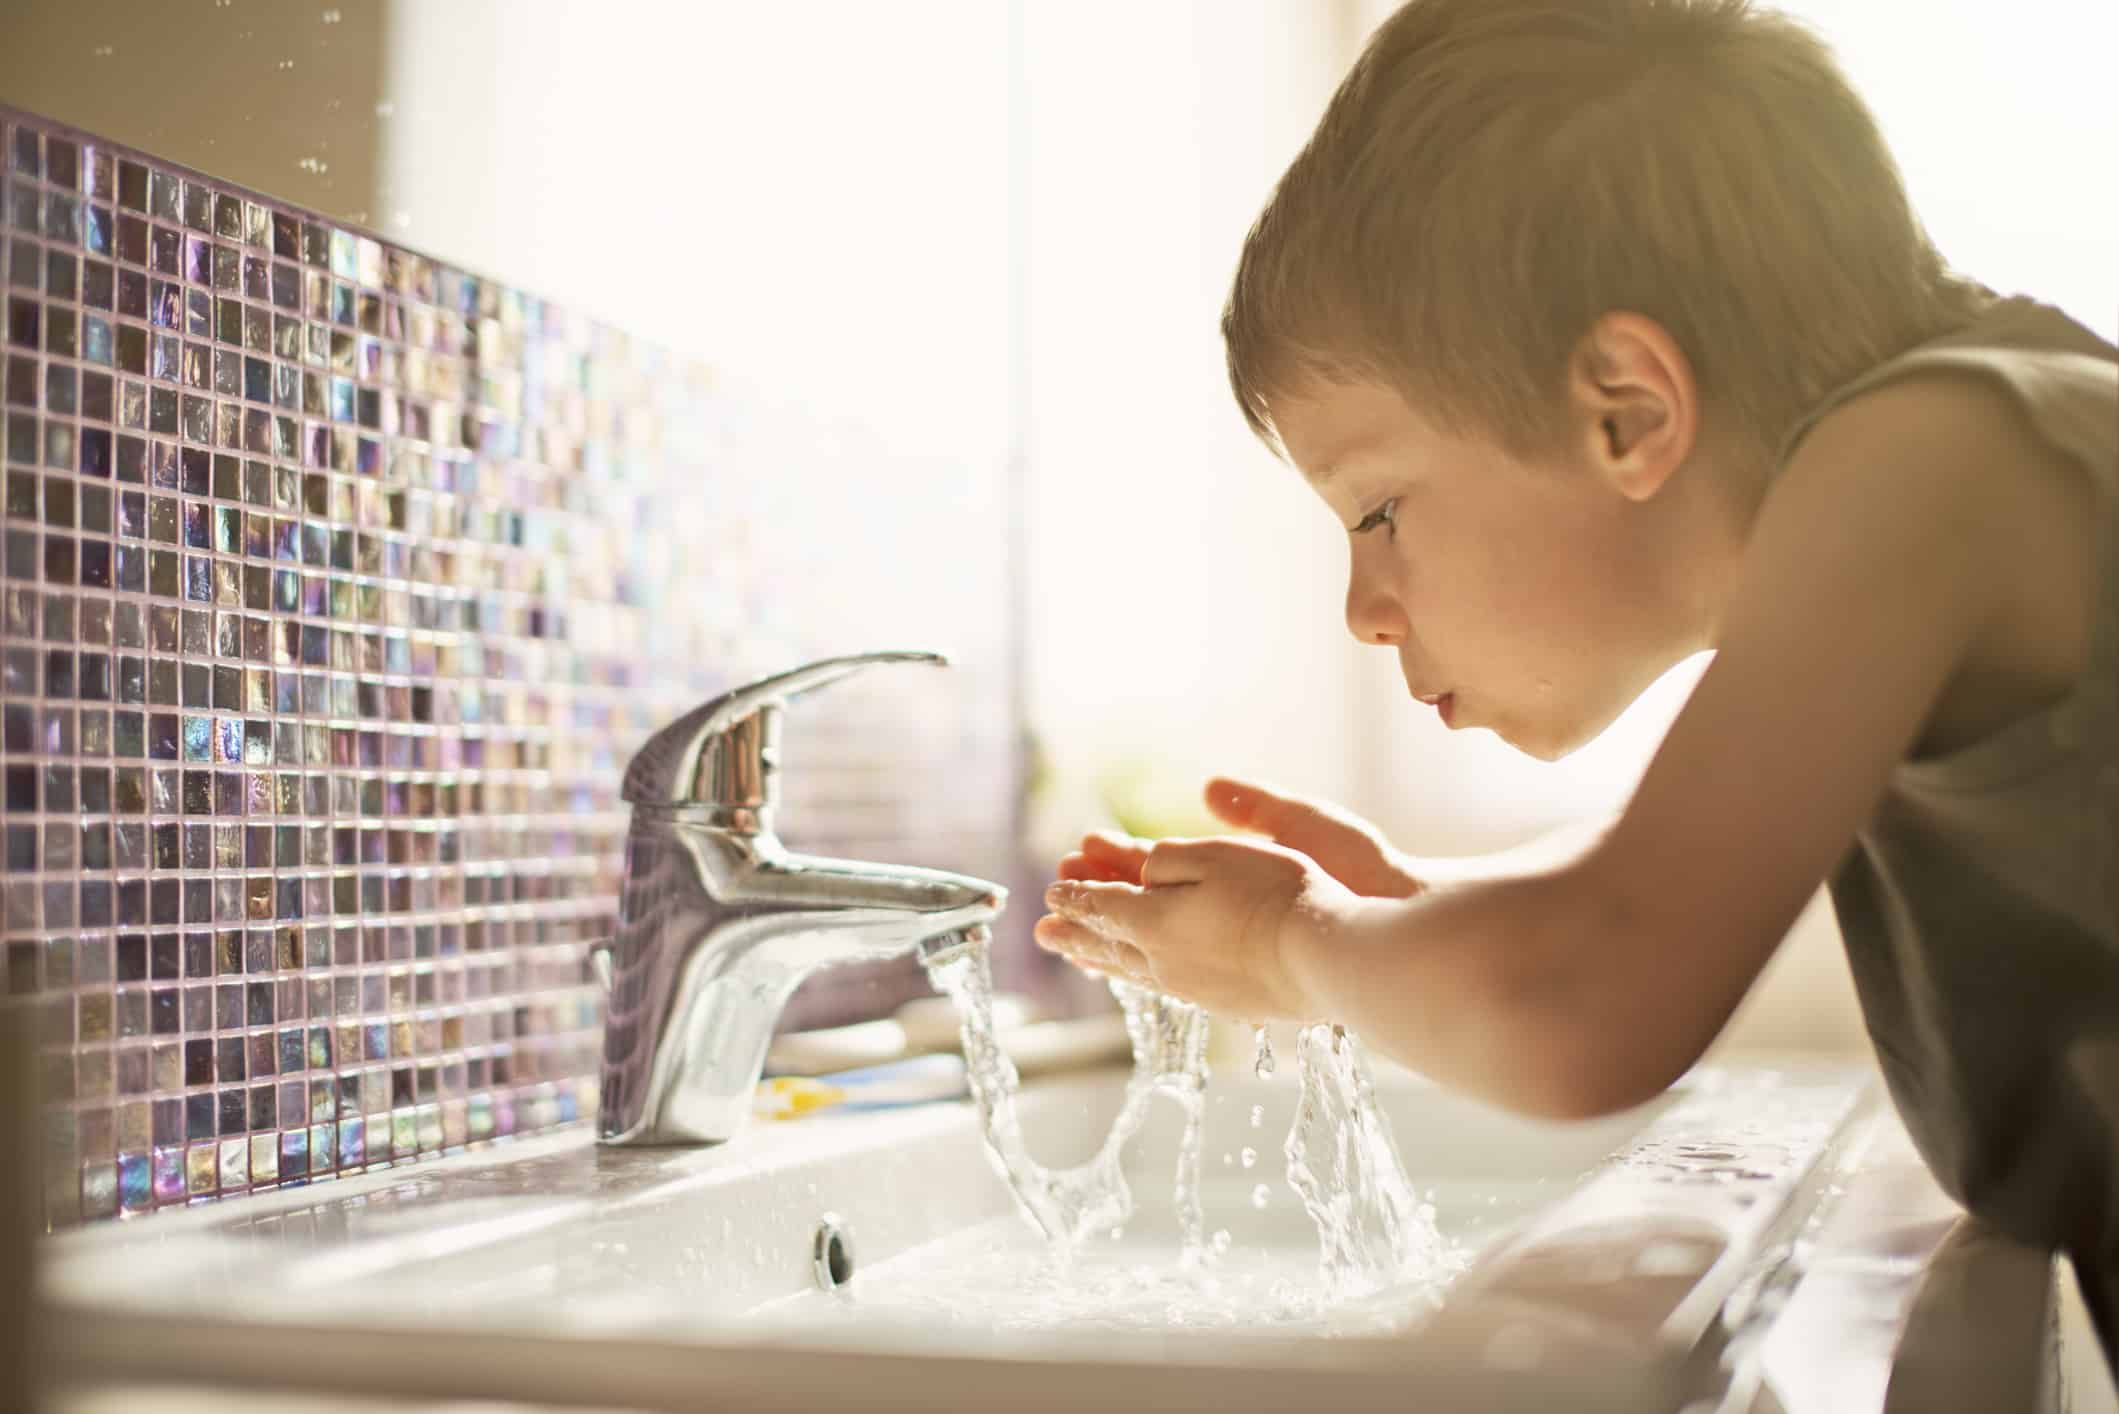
xmin=1226 ymin=0 xmax=1978 ymax=758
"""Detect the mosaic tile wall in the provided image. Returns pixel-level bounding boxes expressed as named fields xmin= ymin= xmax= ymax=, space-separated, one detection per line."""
xmin=0 ymin=107 xmax=1024 ymax=1226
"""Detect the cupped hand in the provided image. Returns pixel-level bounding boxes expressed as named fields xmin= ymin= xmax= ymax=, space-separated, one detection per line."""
xmin=1036 ymin=777 xmax=1418 ymax=1017
xmin=1049 ymin=777 xmax=1422 ymax=899
xmin=1035 ymin=834 xmax=1352 ymax=1022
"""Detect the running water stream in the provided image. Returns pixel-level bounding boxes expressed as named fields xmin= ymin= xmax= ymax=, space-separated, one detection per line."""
xmin=924 ymin=947 xmax=1209 ymax=1255
xmin=922 ymin=943 xmax=1456 ymax=1300
xmin=1283 ymin=1025 xmax=1455 ymax=1299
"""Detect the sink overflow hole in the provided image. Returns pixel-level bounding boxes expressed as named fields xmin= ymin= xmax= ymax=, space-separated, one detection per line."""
xmin=813 ymin=1215 xmax=855 ymax=1292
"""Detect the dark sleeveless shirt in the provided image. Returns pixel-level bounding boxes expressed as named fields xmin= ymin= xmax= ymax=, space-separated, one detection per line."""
xmin=1778 ymin=295 xmax=2119 ymax=1339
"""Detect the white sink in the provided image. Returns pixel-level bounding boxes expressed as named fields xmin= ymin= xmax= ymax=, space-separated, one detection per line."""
xmin=38 ymin=1060 xmax=2056 ymax=1413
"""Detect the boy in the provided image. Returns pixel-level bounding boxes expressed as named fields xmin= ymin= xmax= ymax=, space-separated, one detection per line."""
xmin=1034 ymin=0 xmax=2119 ymax=1364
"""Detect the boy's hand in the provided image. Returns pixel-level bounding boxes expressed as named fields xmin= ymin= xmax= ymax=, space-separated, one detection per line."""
xmin=1049 ymin=777 xmax=1422 ymax=898
xmin=1035 ymin=835 xmax=1354 ymax=1022
xmin=1201 ymin=777 xmax=1424 ymax=899
xmin=1036 ymin=777 xmax=1412 ymax=1020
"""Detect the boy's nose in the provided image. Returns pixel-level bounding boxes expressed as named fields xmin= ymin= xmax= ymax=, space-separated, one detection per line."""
xmin=1345 ymin=572 xmax=1408 ymax=646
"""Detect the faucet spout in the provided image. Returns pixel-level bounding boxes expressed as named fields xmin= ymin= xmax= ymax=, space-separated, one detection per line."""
xmin=597 ymin=826 xmax=1006 ymax=1147
xmin=596 ymin=653 xmax=1011 ymax=1148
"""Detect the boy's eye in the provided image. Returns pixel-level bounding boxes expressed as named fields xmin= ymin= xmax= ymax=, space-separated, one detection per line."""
xmin=1352 ymin=499 xmax=1398 ymax=536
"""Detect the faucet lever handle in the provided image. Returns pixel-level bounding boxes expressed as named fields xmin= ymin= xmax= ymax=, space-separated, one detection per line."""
xmin=622 ymin=650 xmax=949 ymax=809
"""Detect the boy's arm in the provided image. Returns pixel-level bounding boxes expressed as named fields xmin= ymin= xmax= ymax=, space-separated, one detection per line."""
xmin=1282 ymin=377 xmax=2058 ymax=1117
xmin=1407 ymin=812 xmax=1619 ymax=887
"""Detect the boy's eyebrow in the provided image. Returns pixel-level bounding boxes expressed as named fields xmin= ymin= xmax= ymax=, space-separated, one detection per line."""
xmin=1306 ymin=448 xmax=1355 ymax=485
xmin=1309 ymin=442 xmax=1373 ymax=486
xmin=1306 ymin=428 xmax=1391 ymax=487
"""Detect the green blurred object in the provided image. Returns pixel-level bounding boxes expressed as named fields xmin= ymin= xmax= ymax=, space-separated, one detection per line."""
xmin=1096 ymin=758 xmax=1221 ymax=841
xmin=1022 ymin=730 xmax=1052 ymax=811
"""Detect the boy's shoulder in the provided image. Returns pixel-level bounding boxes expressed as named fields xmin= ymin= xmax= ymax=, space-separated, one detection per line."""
xmin=1774 ymin=359 xmax=2099 ymax=757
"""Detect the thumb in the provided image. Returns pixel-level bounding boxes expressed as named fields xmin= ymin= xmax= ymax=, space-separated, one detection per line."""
xmin=1205 ymin=777 xmax=1361 ymax=856
xmin=1203 ymin=777 xmax=1417 ymax=898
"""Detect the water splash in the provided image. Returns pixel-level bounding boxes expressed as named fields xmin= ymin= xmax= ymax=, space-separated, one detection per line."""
xmin=761 ymin=1216 xmax=1398 ymax=1335
xmin=926 ymin=945 xmax=1457 ymax=1304
xmin=1252 ymin=1025 xmax=1276 ymax=1079
xmin=923 ymin=948 xmax=1207 ymax=1255
xmin=1283 ymin=1024 xmax=1458 ymax=1300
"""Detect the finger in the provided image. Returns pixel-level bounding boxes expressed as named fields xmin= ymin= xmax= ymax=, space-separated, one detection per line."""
xmin=1203 ymin=777 xmax=1286 ymax=830
xmin=1203 ymin=777 xmax=1410 ymax=896
xmin=1081 ymin=829 xmax=1147 ymax=858
xmin=1067 ymin=932 xmax=1146 ymax=973
xmin=1034 ymin=917 xmax=1150 ymax=979
xmin=1138 ymin=834 xmax=1295 ymax=886
xmin=1080 ymin=832 xmax=1151 ymax=879
xmin=1205 ymin=777 xmax=1369 ymax=855
xmin=1043 ymin=879 xmax=1155 ymax=939
xmin=1055 ymin=853 xmax=1135 ymax=884
xmin=1034 ymin=914 xmax=1106 ymax=954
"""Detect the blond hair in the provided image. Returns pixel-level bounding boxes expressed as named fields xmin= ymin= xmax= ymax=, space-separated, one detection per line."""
xmin=1224 ymin=0 xmax=1984 ymax=463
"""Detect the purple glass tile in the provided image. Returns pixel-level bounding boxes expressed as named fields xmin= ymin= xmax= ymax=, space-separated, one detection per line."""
xmin=5 ymin=104 xmax=1023 ymax=1227
xmin=151 ymin=1145 xmax=184 ymax=1201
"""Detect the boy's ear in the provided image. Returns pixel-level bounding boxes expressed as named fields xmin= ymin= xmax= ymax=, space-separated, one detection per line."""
xmin=1568 ymin=312 xmax=1698 ymax=501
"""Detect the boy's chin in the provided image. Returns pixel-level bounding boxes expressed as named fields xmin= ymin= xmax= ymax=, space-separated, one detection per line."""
xmin=1496 ymin=703 xmax=1615 ymax=763
xmin=1505 ymin=729 xmax=1578 ymax=764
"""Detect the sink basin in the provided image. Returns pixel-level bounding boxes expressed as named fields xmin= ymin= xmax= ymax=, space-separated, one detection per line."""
xmin=37 ymin=1059 xmax=2056 ymax=1413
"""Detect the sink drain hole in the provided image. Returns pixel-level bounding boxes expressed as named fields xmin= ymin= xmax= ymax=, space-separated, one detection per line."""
xmin=813 ymin=1215 xmax=855 ymax=1291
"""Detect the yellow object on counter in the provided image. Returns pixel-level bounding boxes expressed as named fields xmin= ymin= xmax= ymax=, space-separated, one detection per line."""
xmin=753 ymin=1054 xmax=969 ymax=1120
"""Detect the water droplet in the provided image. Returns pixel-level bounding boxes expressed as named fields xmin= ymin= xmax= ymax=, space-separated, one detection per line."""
xmin=1239 ymin=1147 xmax=1257 ymax=1170
xmin=320 ymin=7 xmax=342 ymax=21
xmin=374 ymin=100 xmax=396 ymax=118
xmin=296 ymin=157 xmax=329 ymax=175
xmin=1252 ymin=1025 xmax=1275 ymax=1079
xmin=1250 ymin=1183 xmax=1271 ymax=1210
xmin=1210 ymin=1228 xmax=1232 ymax=1255
xmin=1248 ymin=1104 xmax=1263 ymax=1129
xmin=91 ymin=44 xmax=115 ymax=57
xmin=276 ymin=59 xmax=296 ymax=71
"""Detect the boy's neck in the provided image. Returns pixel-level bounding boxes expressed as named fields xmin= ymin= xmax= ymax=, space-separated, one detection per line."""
xmin=1659 ymin=435 xmax=1773 ymax=655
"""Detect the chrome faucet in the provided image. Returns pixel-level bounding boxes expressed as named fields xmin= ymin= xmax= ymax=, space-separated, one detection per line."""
xmin=595 ymin=651 xmax=1008 ymax=1147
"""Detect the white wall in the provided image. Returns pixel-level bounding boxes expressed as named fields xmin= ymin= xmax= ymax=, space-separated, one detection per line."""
xmin=1794 ymin=0 xmax=2118 ymax=345
xmin=376 ymin=1 xmax=1015 ymax=464
xmin=1019 ymin=1 xmax=1373 ymax=851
